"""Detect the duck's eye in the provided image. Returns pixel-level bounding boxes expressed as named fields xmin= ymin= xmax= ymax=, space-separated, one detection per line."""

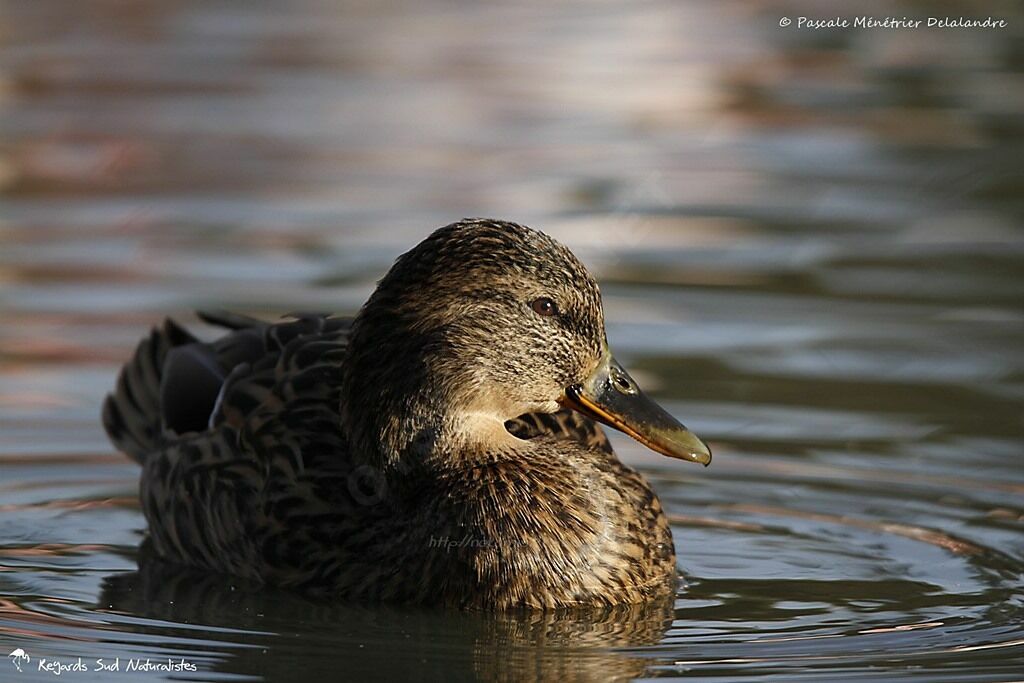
xmin=530 ymin=297 xmax=559 ymax=317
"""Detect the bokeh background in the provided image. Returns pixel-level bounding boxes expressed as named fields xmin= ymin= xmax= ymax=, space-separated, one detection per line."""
xmin=1 ymin=1 xmax=1022 ymax=681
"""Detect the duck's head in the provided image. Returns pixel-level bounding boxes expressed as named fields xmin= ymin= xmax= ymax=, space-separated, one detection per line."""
xmin=341 ymin=218 xmax=711 ymax=470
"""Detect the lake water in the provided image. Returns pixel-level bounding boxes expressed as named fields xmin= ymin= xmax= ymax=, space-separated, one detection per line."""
xmin=1 ymin=1 xmax=1022 ymax=680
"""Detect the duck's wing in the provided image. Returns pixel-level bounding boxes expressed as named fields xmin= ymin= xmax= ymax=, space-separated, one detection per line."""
xmin=102 ymin=317 xmax=199 ymax=461
xmin=193 ymin=311 xmax=352 ymax=436
xmin=104 ymin=312 xmax=362 ymax=582
xmin=102 ymin=311 xmax=352 ymax=461
xmin=505 ymin=409 xmax=613 ymax=454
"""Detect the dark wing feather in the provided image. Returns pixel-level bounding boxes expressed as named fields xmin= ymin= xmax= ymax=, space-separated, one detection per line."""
xmin=155 ymin=312 xmax=353 ymax=436
xmin=137 ymin=314 xmax=358 ymax=584
xmin=103 ymin=312 xmax=352 ymax=459
xmin=103 ymin=318 xmax=199 ymax=462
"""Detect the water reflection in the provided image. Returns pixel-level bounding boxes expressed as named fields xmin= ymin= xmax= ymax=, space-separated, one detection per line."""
xmin=99 ymin=553 xmax=674 ymax=682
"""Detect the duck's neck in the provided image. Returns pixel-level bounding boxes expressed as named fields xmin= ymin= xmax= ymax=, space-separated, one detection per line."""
xmin=339 ymin=313 xmax=524 ymax=473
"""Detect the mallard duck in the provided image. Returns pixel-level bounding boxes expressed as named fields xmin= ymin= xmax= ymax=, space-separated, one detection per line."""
xmin=103 ymin=218 xmax=711 ymax=609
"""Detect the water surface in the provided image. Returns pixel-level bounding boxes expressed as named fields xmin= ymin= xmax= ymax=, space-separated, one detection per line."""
xmin=1 ymin=0 xmax=1022 ymax=680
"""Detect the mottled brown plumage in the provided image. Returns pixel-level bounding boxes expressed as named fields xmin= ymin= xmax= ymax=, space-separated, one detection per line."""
xmin=103 ymin=218 xmax=709 ymax=609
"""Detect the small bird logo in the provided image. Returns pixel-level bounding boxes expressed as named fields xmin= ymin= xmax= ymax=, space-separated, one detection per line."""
xmin=8 ymin=648 xmax=30 ymax=672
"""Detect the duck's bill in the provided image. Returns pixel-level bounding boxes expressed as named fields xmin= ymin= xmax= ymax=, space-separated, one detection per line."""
xmin=560 ymin=356 xmax=712 ymax=466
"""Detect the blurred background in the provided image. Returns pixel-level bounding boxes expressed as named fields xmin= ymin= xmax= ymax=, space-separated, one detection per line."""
xmin=1 ymin=1 xmax=1022 ymax=681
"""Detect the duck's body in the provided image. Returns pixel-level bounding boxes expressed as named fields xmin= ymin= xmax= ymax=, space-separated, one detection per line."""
xmin=104 ymin=219 xmax=709 ymax=609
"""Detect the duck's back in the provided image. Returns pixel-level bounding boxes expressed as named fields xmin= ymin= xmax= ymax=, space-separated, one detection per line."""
xmin=103 ymin=312 xmax=363 ymax=583
xmin=103 ymin=311 xmax=350 ymax=459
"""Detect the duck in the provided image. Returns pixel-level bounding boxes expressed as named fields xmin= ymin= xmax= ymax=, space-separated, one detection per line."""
xmin=103 ymin=218 xmax=711 ymax=609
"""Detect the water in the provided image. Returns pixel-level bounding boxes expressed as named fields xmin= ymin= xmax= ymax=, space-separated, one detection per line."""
xmin=1 ymin=1 xmax=1022 ymax=680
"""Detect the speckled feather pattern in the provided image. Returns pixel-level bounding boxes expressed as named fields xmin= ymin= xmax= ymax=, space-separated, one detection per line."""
xmin=103 ymin=219 xmax=678 ymax=608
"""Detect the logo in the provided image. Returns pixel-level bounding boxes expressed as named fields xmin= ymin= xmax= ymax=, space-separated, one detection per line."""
xmin=4 ymin=647 xmax=198 ymax=676
xmin=8 ymin=648 xmax=30 ymax=673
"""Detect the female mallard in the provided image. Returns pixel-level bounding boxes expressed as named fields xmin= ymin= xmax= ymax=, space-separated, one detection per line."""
xmin=103 ymin=218 xmax=711 ymax=609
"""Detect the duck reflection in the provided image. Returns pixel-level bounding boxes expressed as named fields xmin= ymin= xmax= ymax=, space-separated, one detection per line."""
xmin=99 ymin=546 xmax=675 ymax=683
